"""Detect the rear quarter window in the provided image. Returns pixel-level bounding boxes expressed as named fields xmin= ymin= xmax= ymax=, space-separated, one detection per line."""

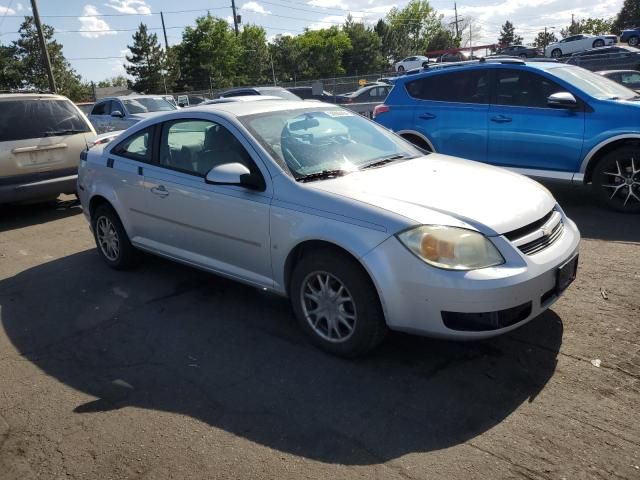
xmin=0 ymin=99 xmax=92 ymax=142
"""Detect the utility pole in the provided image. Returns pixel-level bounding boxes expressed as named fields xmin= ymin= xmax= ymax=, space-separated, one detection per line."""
xmin=454 ymin=2 xmax=459 ymax=38
xmin=231 ymin=0 xmax=239 ymax=36
xmin=30 ymin=0 xmax=56 ymax=93
xmin=160 ymin=11 xmax=169 ymax=50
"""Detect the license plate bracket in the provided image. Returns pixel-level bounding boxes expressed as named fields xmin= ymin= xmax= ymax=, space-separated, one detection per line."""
xmin=556 ymin=254 xmax=578 ymax=294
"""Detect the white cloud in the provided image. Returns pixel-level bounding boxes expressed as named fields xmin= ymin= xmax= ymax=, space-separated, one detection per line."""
xmin=104 ymin=0 xmax=151 ymax=15
xmin=241 ymin=1 xmax=271 ymax=15
xmin=79 ymin=5 xmax=117 ymax=38
xmin=308 ymin=0 xmax=349 ymax=8
xmin=0 ymin=6 xmax=16 ymax=15
xmin=16 ymin=3 xmax=24 ymax=12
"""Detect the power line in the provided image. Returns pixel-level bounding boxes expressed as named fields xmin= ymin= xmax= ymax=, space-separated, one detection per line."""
xmin=0 ymin=0 xmax=15 ymax=30
xmin=0 ymin=6 xmax=229 ymax=18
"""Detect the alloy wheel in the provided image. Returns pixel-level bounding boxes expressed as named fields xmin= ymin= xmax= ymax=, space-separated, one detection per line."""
xmin=629 ymin=36 xmax=639 ymax=47
xmin=96 ymin=216 xmax=120 ymax=261
xmin=301 ymin=271 xmax=357 ymax=343
xmin=600 ymin=157 xmax=640 ymax=209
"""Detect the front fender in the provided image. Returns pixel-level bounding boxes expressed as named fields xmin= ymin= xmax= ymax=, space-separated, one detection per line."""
xmin=577 ymin=132 xmax=640 ymax=178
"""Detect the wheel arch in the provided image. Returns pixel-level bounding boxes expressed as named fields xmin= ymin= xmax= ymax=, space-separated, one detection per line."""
xmin=396 ymin=130 xmax=435 ymax=152
xmin=580 ymin=135 xmax=640 ymax=183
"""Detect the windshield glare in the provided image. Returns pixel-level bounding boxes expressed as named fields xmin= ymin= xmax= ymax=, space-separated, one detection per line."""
xmin=260 ymin=89 xmax=301 ymax=101
xmin=240 ymin=108 xmax=422 ymax=178
xmin=551 ymin=65 xmax=637 ymax=100
xmin=123 ymin=97 xmax=176 ymax=114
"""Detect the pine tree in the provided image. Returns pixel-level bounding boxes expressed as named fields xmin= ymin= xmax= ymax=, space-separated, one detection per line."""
xmin=125 ymin=23 xmax=166 ymax=94
xmin=497 ymin=21 xmax=523 ymax=46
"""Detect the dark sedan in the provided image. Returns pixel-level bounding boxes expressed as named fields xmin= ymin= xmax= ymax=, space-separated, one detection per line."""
xmin=496 ymin=45 xmax=541 ymax=58
xmin=596 ymin=69 xmax=640 ymax=91
xmin=565 ymin=46 xmax=640 ymax=71
xmin=287 ymin=86 xmax=341 ymax=103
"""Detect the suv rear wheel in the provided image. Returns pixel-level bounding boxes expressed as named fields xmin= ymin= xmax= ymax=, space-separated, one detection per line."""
xmin=290 ymin=250 xmax=387 ymax=357
xmin=628 ymin=35 xmax=639 ymax=47
xmin=592 ymin=147 xmax=640 ymax=213
xmin=92 ymin=204 xmax=138 ymax=269
xmin=592 ymin=39 xmax=605 ymax=48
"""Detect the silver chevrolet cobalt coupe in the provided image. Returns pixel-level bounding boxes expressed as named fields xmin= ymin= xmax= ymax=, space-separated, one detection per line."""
xmin=78 ymin=100 xmax=580 ymax=356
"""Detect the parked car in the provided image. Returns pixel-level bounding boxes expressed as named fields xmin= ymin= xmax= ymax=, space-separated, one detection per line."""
xmin=219 ymin=86 xmax=301 ymax=101
xmin=286 ymin=86 xmax=339 ymax=102
xmin=496 ymin=45 xmax=541 ymax=58
xmin=544 ymin=34 xmax=617 ymax=58
xmin=436 ymin=52 xmax=465 ymax=63
xmin=0 ymin=93 xmax=96 ymax=204
xmin=373 ymin=58 xmax=640 ymax=212
xmin=89 ymin=95 xmax=177 ymax=134
xmin=564 ymin=46 xmax=640 ymax=71
xmin=376 ymin=77 xmax=397 ymax=84
xmin=201 ymin=95 xmax=283 ymax=105
xmin=394 ymin=55 xmax=429 ymax=72
xmin=620 ymin=27 xmax=640 ymax=47
xmin=338 ymin=84 xmax=392 ymax=104
xmin=596 ymin=69 xmax=640 ymax=91
xmin=77 ymin=100 xmax=580 ymax=356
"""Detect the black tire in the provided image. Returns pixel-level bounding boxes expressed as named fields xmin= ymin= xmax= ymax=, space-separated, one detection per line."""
xmin=592 ymin=146 xmax=640 ymax=213
xmin=397 ymin=65 xmax=405 ymax=73
xmin=290 ymin=249 xmax=387 ymax=357
xmin=91 ymin=204 xmax=139 ymax=269
xmin=592 ymin=39 xmax=605 ymax=48
xmin=401 ymin=134 xmax=432 ymax=152
xmin=551 ymin=48 xmax=562 ymax=58
xmin=519 ymin=53 xmax=528 ymax=59
xmin=628 ymin=36 xmax=639 ymax=47
xmin=422 ymin=61 xmax=429 ymax=68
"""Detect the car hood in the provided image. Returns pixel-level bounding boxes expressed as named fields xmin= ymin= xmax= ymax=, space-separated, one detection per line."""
xmin=307 ymin=155 xmax=556 ymax=236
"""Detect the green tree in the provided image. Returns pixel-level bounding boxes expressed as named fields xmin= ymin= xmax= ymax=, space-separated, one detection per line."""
xmin=270 ymin=34 xmax=304 ymax=82
xmin=342 ymin=16 xmax=383 ymax=75
xmin=385 ymin=0 xmax=442 ymax=60
xmin=97 ymin=75 xmax=129 ymax=88
xmin=11 ymin=17 xmax=89 ymax=100
xmin=238 ymin=24 xmax=269 ymax=85
xmin=177 ymin=14 xmax=241 ymax=90
xmin=428 ymin=25 xmax=459 ymax=51
xmin=497 ymin=21 xmax=523 ymax=46
xmin=562 ymin=17 xmax=614 ymax=37
xmin=532 ymin=30 xmax=558 ymax=49
xmin=374 ymin=18 xmax=393 ymax=64
xmin=0 ymin=44 xmax=22 ymax=90
xmin=296 ymin=27 xmax=351 ymax=78
xmin=125 ymin=23 xmax=166 ymax=93
xmin=613 ymin=0 xmax=640 ymax=33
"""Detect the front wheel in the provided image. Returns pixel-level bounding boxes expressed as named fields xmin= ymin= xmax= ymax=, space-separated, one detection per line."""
xmin=397 ymin=65 xmax=405 ymax=73
xmin=290 ymin=250 xmax=387 ymax=357
xmin=519 ymin=53 xmax=528 ymax=59
xmin=92 ymin=204 xmax=139 ymax=269
xmin=551 ymin=48 xmax=562 ymax=58
xmin=592 ymin=147 xmax=640 ymax=213
xmin=593 ymin=39 xmax=605 ymax=48
xmin=628 ymin=35 xmax=639 ymax=47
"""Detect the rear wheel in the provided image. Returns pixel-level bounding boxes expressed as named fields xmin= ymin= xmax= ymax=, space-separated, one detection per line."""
xmin=628 ymin=35 xmax=639 ymax=47
xmin=593 ymin=39 xmax=605 ymax=48
xmin=91 ymin=204 xmax=138 ymax=269
xmin=290 ymin=250 xmax=387 ymax=357
xmin=519 ymin=53 xmax=528 ymax=58
xmin=551 ymin=48 xmax=562 ymax=58
xmin=397 ymin=65 xmax=405 ymax=73
xmin=592 ymin=147 xmax=640 ymax=213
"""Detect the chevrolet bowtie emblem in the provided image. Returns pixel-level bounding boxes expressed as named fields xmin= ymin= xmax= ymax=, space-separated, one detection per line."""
xmin=542 ymin=224 xmax=553 ymax=237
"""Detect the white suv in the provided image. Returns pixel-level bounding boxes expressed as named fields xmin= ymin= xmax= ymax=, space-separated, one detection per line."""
xmin=0 ymin=94 xmax=96 ymax=204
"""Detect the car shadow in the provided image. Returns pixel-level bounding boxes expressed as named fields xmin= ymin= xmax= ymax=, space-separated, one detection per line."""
xmin=0 ymin=195 xmax=81 ymax=233
xmin=542 ymin=181 xmax=640 ymax=243
xmin=0 ymin=250 xmax=562 ymax=465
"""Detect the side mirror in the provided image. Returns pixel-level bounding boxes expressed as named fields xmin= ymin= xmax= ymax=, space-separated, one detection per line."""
xmin=547 ymin=92 xmax=577 ymax=109
xmin=111 ymin=110 xmax=124 ymax=118
xmin=205 ymin=163 xmax=264 ymax=190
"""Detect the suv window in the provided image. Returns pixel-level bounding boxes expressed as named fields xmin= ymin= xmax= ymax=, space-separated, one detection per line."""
xmin=159 ymin=119 xmax=253 ymax=176
xmin=494 ymin=69 xmax=564 ymax=108
xmin=91 ymin=101 xmax=111 ymax=115
xmin=112 ymin=127 xmax=153 ymax=162
xmin=0 ymin=98 xmax=92 ymax=142
xmin=405 ymin=70 xmax=489 ymax=104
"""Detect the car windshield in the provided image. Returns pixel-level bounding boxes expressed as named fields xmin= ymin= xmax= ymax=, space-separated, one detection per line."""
xmin=258 ymin=88 xmax=301 ymax=101
xmin=122 ymin=97 xmax=177 ymax=114
xmin=550 ymin=65 xmax=638 ymax=100
xmin=239 ymin=107 xmax=422 ymax=179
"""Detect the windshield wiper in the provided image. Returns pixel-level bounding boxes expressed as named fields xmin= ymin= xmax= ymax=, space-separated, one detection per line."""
xmin=296 ymin=169 xmax=352 ymax=182
xmin=44 ymin=129 xmax=89 ymax=137
xmin=360 ymin=154 xmax=413 ymax=170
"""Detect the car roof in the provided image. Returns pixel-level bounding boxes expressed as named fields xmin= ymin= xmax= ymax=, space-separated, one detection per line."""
xmin=0 ymin=93 xmax=70 ymax=101
xmin=181 ymin=99 xmax=332 ymax=117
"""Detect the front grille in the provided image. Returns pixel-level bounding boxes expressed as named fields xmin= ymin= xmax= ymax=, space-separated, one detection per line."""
xmin=442 ymin=302 xmax=532 ymax=331
xmin=503 ymin=209 xmax=554 ymax=241
xmin=518 ymin=221 xmax=564 ymax=255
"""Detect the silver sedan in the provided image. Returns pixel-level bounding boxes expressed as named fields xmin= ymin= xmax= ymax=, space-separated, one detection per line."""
xmin=78 ymin=100 xmax=580 ymax=356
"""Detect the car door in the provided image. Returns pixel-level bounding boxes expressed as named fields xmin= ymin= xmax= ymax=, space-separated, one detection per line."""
xmin=405 ymin=68 xmax=490 ymax=161
xmin=567 ymin=35 xmax=585 ymax=54
xmin=487 ymin=67 xmax=585 ymax=174
xmin=141 ymin=117 xmax=274 ymax=287
xmin=89 ymin=100 xmax=110 ymax=134
xmin=109 ymin=99 xmax=132 ymax=131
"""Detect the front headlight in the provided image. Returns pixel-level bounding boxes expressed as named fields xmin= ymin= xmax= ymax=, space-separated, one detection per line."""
xmin=397 ymin=225 xmax=505 ymax=271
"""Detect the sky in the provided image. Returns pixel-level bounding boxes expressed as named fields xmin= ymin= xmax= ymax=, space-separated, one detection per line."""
xmin=0 ymin=0 xmax=625 ymax=82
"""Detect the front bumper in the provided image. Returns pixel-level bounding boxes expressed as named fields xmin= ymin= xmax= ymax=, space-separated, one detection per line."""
xmin=361 ymin=214 xmax=580 ymax=339
xmin=0 ymin=170 xmax=77 ymax=204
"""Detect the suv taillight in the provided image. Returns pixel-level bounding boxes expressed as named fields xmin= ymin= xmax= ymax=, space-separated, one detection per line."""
xmin=373 ymin=104 xmax=390 ymax=118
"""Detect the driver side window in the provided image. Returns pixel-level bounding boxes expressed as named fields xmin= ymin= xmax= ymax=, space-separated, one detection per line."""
xmin=159 ymin=119 xmax=254 ymax=176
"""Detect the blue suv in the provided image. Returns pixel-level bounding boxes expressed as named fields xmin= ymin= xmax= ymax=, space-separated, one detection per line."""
xmin=374 ymin=59 xmax=640 ymax=212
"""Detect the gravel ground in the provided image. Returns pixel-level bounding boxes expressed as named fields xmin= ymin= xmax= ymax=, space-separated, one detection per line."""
xmin=0 ymin=184 xmax=638 ymax=480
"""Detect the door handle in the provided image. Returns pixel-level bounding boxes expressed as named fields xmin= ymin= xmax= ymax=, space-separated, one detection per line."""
xmin=151 ymin=185 xmax=169 ymax=197
xmin=418 ymin=113 xmax=436 ymax=120
xmin=490 ymin=115 xmax=512 ymax=123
